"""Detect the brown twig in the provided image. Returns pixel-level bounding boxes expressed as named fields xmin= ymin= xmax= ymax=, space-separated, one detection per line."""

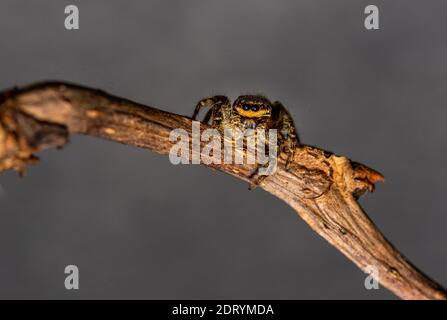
xmin=0 ymin=81 xmax=445 ymax=299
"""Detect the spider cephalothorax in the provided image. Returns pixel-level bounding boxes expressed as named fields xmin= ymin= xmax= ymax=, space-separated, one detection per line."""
xmin=233 ymin=95 xmax=272 ymax=120
xmin=192 ymin=94 xmax=299 ymax=185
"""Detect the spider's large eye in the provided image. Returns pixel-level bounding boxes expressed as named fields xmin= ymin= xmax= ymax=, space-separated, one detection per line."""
xmin=243 ymin=105 xmax=250 ymax=111
xmin=251 ymin=105 xmax=259 ymax=112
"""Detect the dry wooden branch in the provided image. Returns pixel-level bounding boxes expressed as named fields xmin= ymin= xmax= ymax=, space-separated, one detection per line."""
xmin=0 ymin=81 xmax=445 ymax=300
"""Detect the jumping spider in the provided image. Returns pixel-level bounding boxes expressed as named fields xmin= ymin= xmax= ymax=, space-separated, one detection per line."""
xmin=192 ymin=95 xmax=299 ymax=186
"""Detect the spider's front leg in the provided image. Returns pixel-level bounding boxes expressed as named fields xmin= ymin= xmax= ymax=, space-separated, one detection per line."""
xmin=192 ymin=95 xmax=230 ymax=123
xmin=248 ymin=163 xmax=271 ymax=190
xmin=247 ymin=128 xmax=276 ymax=190
xmin=272 ymin=101 xmax=299 ymax=171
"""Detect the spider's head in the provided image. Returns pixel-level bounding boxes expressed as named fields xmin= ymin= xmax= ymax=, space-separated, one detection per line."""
xmin=233 ymin=95 xmax=272 ymax=118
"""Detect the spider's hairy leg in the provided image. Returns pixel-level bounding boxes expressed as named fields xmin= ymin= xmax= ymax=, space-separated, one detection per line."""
xmin=247 ymin=128 xmax=274 ymax=190
xmin=282 ymin=139 xmax=297 ymax=171
xmin=272 ymin=101 xmax=299 ymax=171
xmin=248 ymin=164 xmax=270 ymax=190
xmin=192 ymin=95 xmax=230 ymax=121
xmin=203 ymin=106 xmax=219 ymax=125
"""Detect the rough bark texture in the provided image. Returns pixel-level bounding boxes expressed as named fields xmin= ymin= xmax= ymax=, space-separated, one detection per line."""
xmin=0 ymin=81 xmax=445 ymax=300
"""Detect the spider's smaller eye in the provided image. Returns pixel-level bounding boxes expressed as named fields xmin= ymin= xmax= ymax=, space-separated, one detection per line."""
xmin=243 ymin=105 xmax=250 ymax=111
xmin=251 ymin=105 xmax=259 ymax=112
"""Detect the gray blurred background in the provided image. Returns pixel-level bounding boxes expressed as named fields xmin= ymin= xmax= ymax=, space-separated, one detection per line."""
xmin=0 ymin=0 xmax=446 ymax=299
